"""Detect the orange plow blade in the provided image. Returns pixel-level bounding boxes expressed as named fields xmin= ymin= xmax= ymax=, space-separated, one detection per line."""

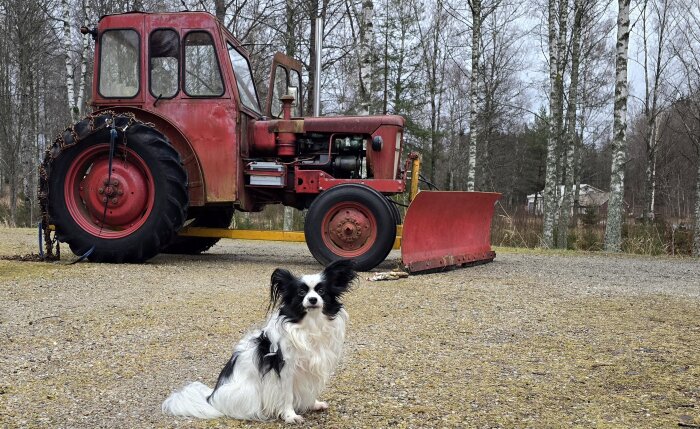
xmin=401 ymin=191 xmax=501 ymax=273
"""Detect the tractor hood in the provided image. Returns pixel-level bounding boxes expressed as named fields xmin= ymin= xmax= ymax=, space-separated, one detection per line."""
xmin=256 ymin=114 xmax=405 ymax=135
xmin=302 ymin=115 xmax=405 ymax=134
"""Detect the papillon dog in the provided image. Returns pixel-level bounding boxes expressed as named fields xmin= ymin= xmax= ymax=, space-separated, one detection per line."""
xmin=162 ymin=259 xmax=357 ymax=423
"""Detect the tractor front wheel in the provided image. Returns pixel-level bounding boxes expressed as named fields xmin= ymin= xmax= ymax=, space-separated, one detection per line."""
xmin=47 ymin=122 xmax=188 ymax=262
xmin=304 ymin=184 xmax=396 ymax=272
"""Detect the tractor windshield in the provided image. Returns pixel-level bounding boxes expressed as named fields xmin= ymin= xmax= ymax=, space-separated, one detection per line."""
xmin=227 ymin=43 xmax=261 ymax=113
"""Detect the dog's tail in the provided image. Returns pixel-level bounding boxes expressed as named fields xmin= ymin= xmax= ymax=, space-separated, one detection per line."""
xmin=162 ymin=382 xmax=224 ymax=419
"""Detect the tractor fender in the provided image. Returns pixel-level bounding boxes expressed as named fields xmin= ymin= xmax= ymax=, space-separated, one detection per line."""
xmin=96 ymin=107 xmax=206 ymax=206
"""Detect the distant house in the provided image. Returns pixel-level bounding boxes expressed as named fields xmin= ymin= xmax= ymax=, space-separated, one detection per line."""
xmin=527 ymin=184 xmax=609 ymax=215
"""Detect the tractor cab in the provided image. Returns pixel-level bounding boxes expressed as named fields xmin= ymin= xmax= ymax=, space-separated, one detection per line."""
xmin=92 ymin=11 xmax=302 ymax=120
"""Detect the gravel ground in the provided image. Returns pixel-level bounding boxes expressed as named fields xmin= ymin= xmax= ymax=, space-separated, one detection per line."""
xmin=0 ymin=227 xmax=699 ymax=429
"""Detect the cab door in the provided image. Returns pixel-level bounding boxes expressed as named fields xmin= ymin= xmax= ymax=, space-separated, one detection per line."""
xmin=145 ymin=22 xmax=238 ymax=203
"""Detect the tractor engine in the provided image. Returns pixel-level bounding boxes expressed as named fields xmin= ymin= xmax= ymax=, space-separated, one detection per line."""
xmin=298 ymin=133 xmax=366 ymax=179
xmin=247 ymin=106 xmax=404 ymax=198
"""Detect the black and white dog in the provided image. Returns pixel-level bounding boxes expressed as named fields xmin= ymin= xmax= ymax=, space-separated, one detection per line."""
xmin=162 ymin=260 xmax=357 ymax=423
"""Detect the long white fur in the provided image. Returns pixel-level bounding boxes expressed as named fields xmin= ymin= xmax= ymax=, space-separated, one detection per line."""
xmin=162 ymin=273 xmax=348 ymax=423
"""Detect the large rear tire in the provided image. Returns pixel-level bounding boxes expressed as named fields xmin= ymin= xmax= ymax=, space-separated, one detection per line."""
xmin=161 ymin=206 xmax=234 ymax=254
xmin=47 ymin=119 xmax=188 ymax=263
xmin=304 ymin=184 xmax=396 ymax=271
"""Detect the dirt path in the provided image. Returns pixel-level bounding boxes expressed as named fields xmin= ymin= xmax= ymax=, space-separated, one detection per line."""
xmin=1 ymin=227 xmax=698 ymax=428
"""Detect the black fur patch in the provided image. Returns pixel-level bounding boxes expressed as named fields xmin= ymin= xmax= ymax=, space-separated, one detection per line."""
xmin=209 ymin=351 xmax=239 ymax=400
xmin=270 ymin=268 xmax=308 ymax=323
xmin=321 ymin=260 xmax=358 ymax=318
xmin=255 ymin=332 xmax=285 ymax=377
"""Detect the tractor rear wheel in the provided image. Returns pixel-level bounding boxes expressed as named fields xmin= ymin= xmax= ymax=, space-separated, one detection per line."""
xmin=161 ymin=206 xmax=234 ymax=254
xmin=47 ymin=121 xmax=188 ymax=263
xmin=304 ymin=184 xmax=396 ymax=272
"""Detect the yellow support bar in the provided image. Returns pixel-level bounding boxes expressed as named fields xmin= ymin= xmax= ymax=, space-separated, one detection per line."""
xmin=410 ymin=156 xmax=421 ymax=202
xmin=179 ymin=227 xmax=306 ymax=242
xmin=180 ymin=225 xmax=404 ymax=249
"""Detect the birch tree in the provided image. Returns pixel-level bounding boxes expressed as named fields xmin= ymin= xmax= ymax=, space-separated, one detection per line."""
xmin=541 ymin=0 xmax=567 ymax=248
xmin=639 ymin=0 xmax=672 ymax=222
xmin=358 ymin=0 xmax=374 ymax=115
xmin=463 ymin=0 xmax=504 ymax=191
xmin=466 ymin=0 xmax=482 ymax=191
xmin=557 ymin=0 xmax=585 ymax=249
xmin=61 ymin=0 xmax=79 ymax=122
xmin=604 ymin=0 xmax=632 ymax=252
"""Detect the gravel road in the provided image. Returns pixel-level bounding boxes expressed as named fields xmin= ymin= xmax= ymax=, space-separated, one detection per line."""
xmin=1 ymin=227 xmax=699 ymax=428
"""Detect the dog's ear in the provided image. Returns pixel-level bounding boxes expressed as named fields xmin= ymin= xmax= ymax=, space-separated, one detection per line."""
xmin=323 ymin=259 xmax=358 ymax=293
xmin=270 ymin=268 xmax=296 ymax=311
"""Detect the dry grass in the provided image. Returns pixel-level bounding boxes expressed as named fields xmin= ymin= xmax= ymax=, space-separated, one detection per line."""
xmin=0 ymin=227 xmax=698 ymax=428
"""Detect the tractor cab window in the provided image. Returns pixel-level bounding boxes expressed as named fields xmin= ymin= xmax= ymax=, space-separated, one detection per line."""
xmin=184 ymin=32 xmax=224 ymax=97
xmin=227 ymin=43 xmax=261 ymax=113
xmin=99 ymin=29 xmax=140 ymax=98
xmin=149 ymin=29 xmax=179 ymax=98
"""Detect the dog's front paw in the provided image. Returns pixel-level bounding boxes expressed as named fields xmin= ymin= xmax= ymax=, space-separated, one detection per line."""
xmin=312 ymin=401 xmax=329 ymax=411
xmin=283 ymin=412 xmax=305 ymax=424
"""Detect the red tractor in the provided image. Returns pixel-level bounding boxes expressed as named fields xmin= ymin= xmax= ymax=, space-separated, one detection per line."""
xmin=40 ymin=11 xmax=499 ymax=272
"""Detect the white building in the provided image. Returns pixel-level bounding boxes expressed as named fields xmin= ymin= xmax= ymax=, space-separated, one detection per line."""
xmin=527 ymin=184 xmax=609 ymax=215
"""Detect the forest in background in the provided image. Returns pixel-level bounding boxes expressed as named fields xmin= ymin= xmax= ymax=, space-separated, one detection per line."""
xmin=0 ymin=0 xmax=699 ymax=255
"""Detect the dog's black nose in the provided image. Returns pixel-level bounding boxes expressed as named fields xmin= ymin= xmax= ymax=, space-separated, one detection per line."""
xmin=308 ymin=297 xmax=318 ymax=305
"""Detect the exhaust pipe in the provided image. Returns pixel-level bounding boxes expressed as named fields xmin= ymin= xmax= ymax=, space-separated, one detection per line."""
xmin=313 ymin=16 xmax=323 ymax=117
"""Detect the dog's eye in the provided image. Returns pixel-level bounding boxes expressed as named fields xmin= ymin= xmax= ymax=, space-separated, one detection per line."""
xmin=298 ymin=289 xmax=307 ymax=297
xmin=316 ymin=287 xmax=325 ymax=295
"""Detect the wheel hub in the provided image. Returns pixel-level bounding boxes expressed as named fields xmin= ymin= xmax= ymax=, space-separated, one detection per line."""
xmin=327 ymin=208 xmax=371 ymax=251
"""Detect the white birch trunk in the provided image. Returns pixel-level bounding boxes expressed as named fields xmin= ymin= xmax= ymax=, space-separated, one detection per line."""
xmin=359 ymin=0 xmax=374 ymax=116
xmin=558 ymin=0 xmax=584 ymax=249
xmin=466 ymin=0 xmax=481 ymax=192
xmin=541 ymin=0 xmax=560 ymax=248
xmin=61 ymin=0 xmax=78 ymax=122
xmin=645 ymin=114 xmax=660 ymax=221
xmin=75 ymin=0 xmax=91 ymax=119
xmin=604 ymin=0 xmax=631 ymax=252
xmin=641 ymin=0 xmax=668 ymax=222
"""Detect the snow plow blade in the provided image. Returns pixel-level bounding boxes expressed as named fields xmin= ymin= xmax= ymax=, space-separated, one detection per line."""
xmin=401 ymin=191 xmax=501 ymax=273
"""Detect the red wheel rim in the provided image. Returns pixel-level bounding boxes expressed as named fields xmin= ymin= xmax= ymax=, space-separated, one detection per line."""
xmin=321 ymin=201 xmax=377 ymax=257
xmin=64 ymin=144 xmax=155 ymax=239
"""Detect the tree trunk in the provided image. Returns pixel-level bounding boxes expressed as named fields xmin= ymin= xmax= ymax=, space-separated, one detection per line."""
xmin=604 ymin=0 xmax=631 ymax=252
xmin=644 ymin=114 xmax=660 ymax=221
xmin=214 ymin=0 xmax=226 ymax=24
xmin=306 ymin=0 xmax=320 ymax=116
xmin=61 ymin=0 xmax=79 ymax=122
xmin=466 ymin=0 xmax=481 ymax=192
xmin=359 ymin=0 xmax=374 ymax=115
xmin=542 ymin=0 xmax=562 ymax=248
xmin=557 ymin=0 xmax=584 ymax=249
xmin=75 ymin=0 xmax=91 ymax=119
xmin=641 ymin=0 xmax=668 ymax=223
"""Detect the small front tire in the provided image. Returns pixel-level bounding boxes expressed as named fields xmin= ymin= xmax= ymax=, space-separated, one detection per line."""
xmin=304 ymin=184 xmax=396 ymax=271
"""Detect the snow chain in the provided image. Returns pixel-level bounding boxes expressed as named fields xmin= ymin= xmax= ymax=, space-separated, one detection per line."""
xmin=37 ymin=111 xmax=155 ymax=261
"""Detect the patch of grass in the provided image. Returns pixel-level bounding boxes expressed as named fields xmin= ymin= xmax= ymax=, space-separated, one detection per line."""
xmin=0 ymin=261 xmax=63 ymax=282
